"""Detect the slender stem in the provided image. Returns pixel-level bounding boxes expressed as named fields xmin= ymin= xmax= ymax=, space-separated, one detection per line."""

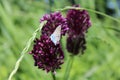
xmin=55 ymin=6 xmax=120 ymax=24
xmin=64 ymin=55 xmax=74 ymax=80
xmin=8 ymin=21 xmax=47 ymax=80
xmin=52 ymin=72 xmax=56 ymax=80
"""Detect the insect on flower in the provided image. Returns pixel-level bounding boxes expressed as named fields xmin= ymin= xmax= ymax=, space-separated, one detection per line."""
xmin=50 ymin=25 xmax=61 ymax=45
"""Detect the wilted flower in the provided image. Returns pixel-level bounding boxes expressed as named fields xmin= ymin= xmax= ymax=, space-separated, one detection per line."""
xmin=29 ymin=35 xmax=64 ymax=73
xmin=66 ymin=5 xmax=91 ymax=55
xmin=67 ymin=35 xmax=86 ymax=55
xmin=40 ymin=12 xmax=68 ymax=36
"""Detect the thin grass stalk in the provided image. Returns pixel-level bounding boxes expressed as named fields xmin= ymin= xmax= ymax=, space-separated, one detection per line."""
xmin=55 ymin=6 xmax=120 ymax=24
xmin=8 ymin=21 xmax=47 ymax=80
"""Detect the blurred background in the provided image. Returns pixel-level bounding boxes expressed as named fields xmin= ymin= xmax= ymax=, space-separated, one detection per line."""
xmin=0 ymin=0 xmax=120 ymax=80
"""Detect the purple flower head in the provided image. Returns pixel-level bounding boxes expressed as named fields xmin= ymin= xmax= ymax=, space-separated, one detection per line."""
xmin=67 ymin=35 xmax=86 ymax=55
xmin=29 ymin=35 xmax=64 ymax=73
xmin=66 ymin=5 xmax=91 ymax=55
xmin=66 ymin=5 xmax=91 ymax=36
xmin=40 ymin=12 xmax=68 ymax=36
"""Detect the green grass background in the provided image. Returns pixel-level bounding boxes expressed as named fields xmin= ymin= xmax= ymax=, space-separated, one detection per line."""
xmin=0 ymin=0 xmax=120 ymax=80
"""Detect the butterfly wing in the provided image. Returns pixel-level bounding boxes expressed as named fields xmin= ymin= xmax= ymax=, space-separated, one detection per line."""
xmin=50 ymin=25 xmax=61 ymax=45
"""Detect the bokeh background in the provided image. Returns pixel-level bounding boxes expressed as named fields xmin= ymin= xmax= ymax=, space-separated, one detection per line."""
xmin=0 ymin=0 xmax=120 ymax=80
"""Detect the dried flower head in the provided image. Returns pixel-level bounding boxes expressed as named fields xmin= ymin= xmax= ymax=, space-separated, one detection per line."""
xmin=40 ymin=12 xmax=68 ymax=36
xmin=67 ymin=35 xmax=86 ymax=55
xmin=29 ymin=35 xmax=64 ymax=73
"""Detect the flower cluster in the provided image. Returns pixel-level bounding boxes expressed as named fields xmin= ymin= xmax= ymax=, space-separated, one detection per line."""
xmin=67 ymin=35 xmax=86 ymax=55
xmin=29 ymin=12 xmax=67 ymax=73
xmin=40 ymin=12 xmax=68 ymax=36
xmin=29 ymin=5 xmax=91 ymax=73
xmin=30 ymin=35 xmax=64 ymax=72
xmin=67 ymin=8 xmax=91 ymax=36
xmin=66 ymin=5 xmax=91 ymax=55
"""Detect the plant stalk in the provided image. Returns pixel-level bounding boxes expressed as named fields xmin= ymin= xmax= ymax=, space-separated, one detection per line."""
xmin=52 ymin=72 xmax=56 ymax=80
xmin=64 ymin=55 xmax=74 ymax=80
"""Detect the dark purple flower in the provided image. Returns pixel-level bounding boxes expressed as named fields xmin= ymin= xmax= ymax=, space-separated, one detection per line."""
xmin=67 ymin=35 xmax=86 ymax=55
xmin=66 ymin=6 xmax=91 ymax=36
xmin=40 ymin=12 xmax=68 ymax=36
xmin=29 ymin=35 xmax=64 ymax=73
xmin=66 ymin=5 xmax=91 ymax=55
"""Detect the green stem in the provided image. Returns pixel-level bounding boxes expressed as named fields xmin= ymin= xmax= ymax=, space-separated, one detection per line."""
xmin=55 ymin=6 xmax=120 ymax=24
xmin=8 ymin=21 xmax=47 ymax=80
xmin=52 ymin=72 xmax=56 ymax=80
xmin=64 ymin=55 xmax=74 ymax=80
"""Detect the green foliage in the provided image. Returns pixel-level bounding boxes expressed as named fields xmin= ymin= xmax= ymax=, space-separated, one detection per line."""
xmin=0 ymin=0 xmax=120 ymax=80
